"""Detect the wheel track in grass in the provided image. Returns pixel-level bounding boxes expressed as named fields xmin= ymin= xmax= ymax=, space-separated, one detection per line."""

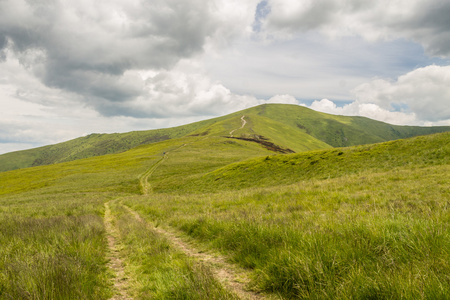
xmin=134 ymin=136 xmax=275 ymax=299
xmin=138 ymin=155 xmax=165 ymax=195
xmin=122 ymin=203 xmax=270 ymax=300
xmin=138 ymin=143 xmax=190 ymax=195
xmin=104 ymin=201 xmax=132 ymax=300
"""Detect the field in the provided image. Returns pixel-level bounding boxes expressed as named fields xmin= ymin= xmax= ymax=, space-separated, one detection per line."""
xmin=0 ymin=112 xmax=449 ymax=298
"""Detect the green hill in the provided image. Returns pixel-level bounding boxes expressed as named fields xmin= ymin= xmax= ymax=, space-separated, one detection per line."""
xmin=0 ymin=119 xmax=449 ymax=299
xmin=253 ymin=104 xmax=450 ymax=147
xmin=1 ymin=104 xmax=449 ymax=173
xmin=164 ymin=131 xmax=450 ymax=193
xmin=0 ymin=118 xmax=217 ymax=172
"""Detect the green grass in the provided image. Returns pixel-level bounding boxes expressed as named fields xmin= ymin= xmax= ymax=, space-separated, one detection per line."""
xmin=0 ymin=132 xmax=273 ymax=298
xmin=107 ymin=201 xmax=238 ymax=299
xmin=2 ymin=103 xmax=449 ymax=173
xmin=0 ymin=141 xmax=168 ymax=298
xmin=163 ymin=132 xmax=450 ymax=193
xmin=0 ymin=122 xmax=448 ymax=298
xmin=255 ymin=103 xmax=450 ymax=147
xmin=125 ymin=163 xmax=450 ymax=299
xmin=0 ymin=116 xmax=219 ymax=172
xmin=0 ymin=210 xmax=111 ymax=299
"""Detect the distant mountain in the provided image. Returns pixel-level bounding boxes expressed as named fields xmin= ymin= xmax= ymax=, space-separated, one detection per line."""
xmin=0 ymin=119 xmax=218 ymax=172
xmin=1 ymin=103 xmax=449 ymax=172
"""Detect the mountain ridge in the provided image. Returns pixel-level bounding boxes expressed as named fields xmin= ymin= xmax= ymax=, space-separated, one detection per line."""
xmin=1 ymin=103 xmax=449 ymax=172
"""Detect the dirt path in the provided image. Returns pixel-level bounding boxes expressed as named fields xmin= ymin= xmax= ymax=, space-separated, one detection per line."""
xmin=138 ymin=155 xmax=166 ymax=195
xmin=131 ymin=136 xmax=275 ymax=299
xmin=122 ymin=204 xmax=268 ymax=300
xmin=139 ymin=143 xmax=192 ymax=195
xmin=230 ymin=115 xmax=247 ymax=137
xmin=104 ymin=201 xmax=132 ymax=300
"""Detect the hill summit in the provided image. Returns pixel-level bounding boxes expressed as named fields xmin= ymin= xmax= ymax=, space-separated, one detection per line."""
xmin=1 ymin=104 xmax=449 ymax=172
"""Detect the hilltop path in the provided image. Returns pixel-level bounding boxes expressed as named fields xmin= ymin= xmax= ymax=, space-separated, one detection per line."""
xmin=230 ymin=115 xmax=247 ymax=137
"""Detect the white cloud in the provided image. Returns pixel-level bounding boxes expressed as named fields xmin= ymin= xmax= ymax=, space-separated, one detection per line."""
xmin=309 ymin=99 xmax=417 ymax=125
xmin=1 ymin=0 xmax=449 ymax=155
xmin=352 ymin=65 xmax=450 ymax=122
xmin=266 ymin=94 xmax=298 ymax=104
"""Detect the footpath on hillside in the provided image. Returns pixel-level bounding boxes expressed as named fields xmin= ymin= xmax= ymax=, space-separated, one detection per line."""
xmin=230 ymin=115 xmax=247 ymax=137
xmin=120 ymin=136 xmax=271 ymax=299
xmin=139 ymin=143 xmax=188 ymax=195
xmin=104 ymin=128 xmax=278 ymax=299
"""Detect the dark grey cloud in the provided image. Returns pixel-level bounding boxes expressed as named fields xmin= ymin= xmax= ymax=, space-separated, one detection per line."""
xmin=264 ymin=0 xmax=450 ymax=58
xmin=404 ymin=2 xmax=450 ymax=57
xmin=0 ymin=35 xmax=6 ymax=61
xmin=0 ymin=0 xmax=220 ymax=115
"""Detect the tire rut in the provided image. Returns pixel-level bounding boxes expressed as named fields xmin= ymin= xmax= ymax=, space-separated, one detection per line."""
xmin=122 ymin=204 xmax=268 ymax=300
xmin=104 ymin=201 xmax=132 ymax=300
xmin=138 ymin=156 xmax=165 ymax=195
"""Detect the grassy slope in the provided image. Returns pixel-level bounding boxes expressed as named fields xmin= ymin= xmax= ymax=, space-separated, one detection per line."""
xmin=2 ymin=104 xmax=449 ymax=173
xmin=188 ymin=112 xmax=332 ymax=152
xmin=0 ymin=135 xmax=273 ymax=298
xmin=126 ymin=132 xmax=450 ymax=298
xmin=0 ymin=128 xmax=449 ymax=298
xmin=167 ymin=132 xmax=449 ymax=193
xmin=149 ymin=132 xmax=449 ymax=193
xmin=127 ymin=163 xmax=450 ymax=299
xmin=256 ymin=103 xmax=450 ymax=147
xmin=0 ymin=118 xmax=218 ymax=172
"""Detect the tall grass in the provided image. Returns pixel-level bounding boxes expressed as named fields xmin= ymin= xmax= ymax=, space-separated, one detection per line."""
xmin=1 ymin=127 xmax=448 ymax=299
xmin=0 ymin=215 xmax=110 ymax=299
xmin=0 ymin=143 xmax=165 ymax=299
xmin=108 ymin=201 xmax=237 ymax=299
xmin=125 ymin=163 xmax=450 ymax=298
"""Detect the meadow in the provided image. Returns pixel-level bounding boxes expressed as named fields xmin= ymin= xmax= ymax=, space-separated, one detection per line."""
xmin=0 ymin=129 xmax=449 ymax=299
xmin=125 ymin=155 xmax=450 ymax=298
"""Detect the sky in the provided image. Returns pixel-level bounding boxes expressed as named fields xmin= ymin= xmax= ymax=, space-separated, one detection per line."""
xmin=1 ymin=0 xmax=450 ymax=154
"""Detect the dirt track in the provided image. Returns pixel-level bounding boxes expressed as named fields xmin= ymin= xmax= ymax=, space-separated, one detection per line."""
xmin=230 ymin=115 xmax=247 ymax=137
xmin=104 ymin=201 xmax=132 ymax=300
xmin=122 ymin=204 xmax=267 ymax=300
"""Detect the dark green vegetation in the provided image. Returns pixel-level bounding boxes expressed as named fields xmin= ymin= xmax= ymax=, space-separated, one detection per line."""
xmin=2 ymin=104 xmax=449 ymax=172
xmin=0 ymin=104 xmax=449 ymax=299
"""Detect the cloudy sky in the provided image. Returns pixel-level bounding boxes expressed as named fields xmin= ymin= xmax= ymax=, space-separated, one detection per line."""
xmin=1 ymin=0 xmax=450 ymax=154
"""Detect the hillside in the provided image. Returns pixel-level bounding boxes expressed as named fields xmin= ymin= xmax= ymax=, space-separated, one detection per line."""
xmin=160 ymin=131 xmax=450 ymax=193
xmin=1 ymin=104 xmax=449 ymax=173
xmin=0 ymin=118 xmax=217 ymax=172
xmin=0 ymin=124 xmax=449 ymax=298
xmin=253 ymin=104 xmax=450 ymax=147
